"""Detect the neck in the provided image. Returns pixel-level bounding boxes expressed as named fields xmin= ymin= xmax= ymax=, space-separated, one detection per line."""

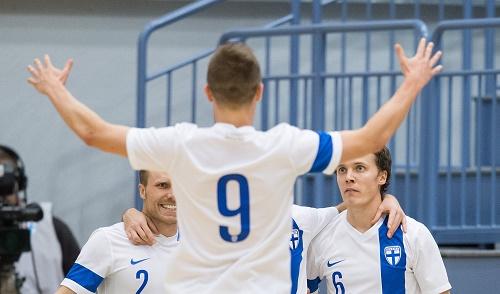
xmin=144 ymin=213 xmax=177 ymax=238
xmin=213 ymin=103 xmax=255 ymax=127
xmin=346 ymin=194 xmax=382 ymax=233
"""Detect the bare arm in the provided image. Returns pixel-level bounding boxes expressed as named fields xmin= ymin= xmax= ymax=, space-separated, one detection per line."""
xmin=27 ymin=55 xmax=129 ymax=156
xmin=54 ymin=285 xmax=76 ymax=294
xmin=340 ymin=38 xmax=442 ymax=162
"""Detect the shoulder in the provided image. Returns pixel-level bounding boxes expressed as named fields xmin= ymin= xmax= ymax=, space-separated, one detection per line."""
xmin=87 ymin=222 xmax=126 ymax=243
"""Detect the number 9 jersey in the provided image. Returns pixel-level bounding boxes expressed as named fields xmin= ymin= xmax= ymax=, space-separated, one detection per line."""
xmin=126 ymin=122 xmax=343 ymax=293
xmin=60 ymin=223 xmax=179 ymax=294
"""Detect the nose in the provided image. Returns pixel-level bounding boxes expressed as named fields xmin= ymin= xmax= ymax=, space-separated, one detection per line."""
xmin=166 ymin=190 xmax=175 ymax=200
xmin=345 ymin=169 xmax=355 ymax=183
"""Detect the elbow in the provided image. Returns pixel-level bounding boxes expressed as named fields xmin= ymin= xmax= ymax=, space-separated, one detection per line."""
xmin=80 ymin=129 xmax=98 ymax=147
xmin=360 ymin=127 xmax=388 ymax=153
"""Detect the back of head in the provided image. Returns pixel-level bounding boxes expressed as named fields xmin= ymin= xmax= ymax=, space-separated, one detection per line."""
xmin=374 ymin=147 xmax=392 ymax=195
xmin=207 ymin=42 xmax=261 ymax=109
xmin=0 ymin=145 xmax=27 ymax=198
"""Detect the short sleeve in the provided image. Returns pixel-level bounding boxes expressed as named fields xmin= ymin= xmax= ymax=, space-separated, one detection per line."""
xmin=306 ymin=238 xmax=323 ymax=293
xmin=126 ymin=126 xmax=179 ymax=172
xmin=60 ymin=229 xmax=112 ymax=293
xmin=312 ymin=207 xmax=339 ymax=238
xmin=289 ymin=127 xmax=343 ymax=175
xmin=412 ymin=225 xmax=451 ymax=294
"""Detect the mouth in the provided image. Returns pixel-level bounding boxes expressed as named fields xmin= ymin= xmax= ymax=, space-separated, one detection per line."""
xmin=159 ymin=204 xmax=176 ymax=210
xmin=344 ymin=188 xmax=359 ymax=193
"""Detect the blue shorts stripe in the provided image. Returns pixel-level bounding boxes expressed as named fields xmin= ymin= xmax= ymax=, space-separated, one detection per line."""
xmin=379 ymin=217 xmax=406 ymax=294
xmin=66 ymin=263 xmax=104 ymax=293
xmin=309 ymin=132 xmax=333 ymax=173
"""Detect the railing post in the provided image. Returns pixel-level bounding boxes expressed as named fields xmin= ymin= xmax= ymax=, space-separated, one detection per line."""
xmin=289 ymin=0 xmax=301 ymax=126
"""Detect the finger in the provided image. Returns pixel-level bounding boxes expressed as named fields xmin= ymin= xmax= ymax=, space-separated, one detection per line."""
xmin=431 ymin=65 xmax=443 ymax=75
xmin=386 ymin=210 xmax=395 ymax=238
xmin=128 ymin=230 xmax=143 ymax=245
xmin=27 ymin=77 xmax=38 ymax=85
xmin=141 ymin=223 xmax=156 ymax=245
xmin=371 ymin=207 xmax=383 ymax=225
xmin=44 ymin=54 xmax=54 ymax=69
xmin=34 ymin=58 xmax=43 ymax=70
xmin=394 ymin=43 xmax=406 ymax=62
xmin=146 ymin=216 xmax=160 ymax=235
xmin=416 ymin=37 xmax=426 ymax=57
xmin=133 ymin=225 xmax=151 ymax=245
xmin=27 ymin=65 xmax=38 ymax=76
xmin=402 ymin=214 xmax=408 ymax=233
xmin=424 ymin=42 xmax=434 ymax=60
xmin=430 ymin=50 xmax=442 ymax=67
xmin=60 ymin=59 xmax=74 ymax=84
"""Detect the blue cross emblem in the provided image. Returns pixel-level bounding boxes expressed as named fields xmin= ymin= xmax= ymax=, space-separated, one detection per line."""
xmin=384 ymin=246 xmax=401 ymax=266
xmin=290 ymin=229 xmax=300 ymax=250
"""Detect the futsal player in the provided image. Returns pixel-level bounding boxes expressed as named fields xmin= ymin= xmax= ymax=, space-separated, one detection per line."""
xmin=307 ymin=148 xmax=451 ymax=294
xmin=55 ymin=171 xmax=178 ymax=294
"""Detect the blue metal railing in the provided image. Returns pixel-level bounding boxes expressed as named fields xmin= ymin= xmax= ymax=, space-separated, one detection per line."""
xmin=136 ymin=0 xmax=500 ymax=244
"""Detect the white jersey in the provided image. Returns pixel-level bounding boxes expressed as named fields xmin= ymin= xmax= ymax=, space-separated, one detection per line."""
xmin=307 ymin=211 xmax=451 ymax=294
xmin=60 ymin=223 xmax=178 ymax=294
xmin=127 ymin=122 xmax=342 ymax=293
xmin=290 ymin=205 xmax=339 ymax=294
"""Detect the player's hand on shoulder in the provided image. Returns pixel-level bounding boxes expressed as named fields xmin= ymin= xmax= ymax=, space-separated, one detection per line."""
xmin=371 ymin=194 xmax=407 ymax=238
xmin=123 ymin=208 xmax=158 ymax=246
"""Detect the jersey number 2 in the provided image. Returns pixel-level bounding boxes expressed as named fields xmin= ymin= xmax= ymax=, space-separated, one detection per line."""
xmin=217 ymin=174 xmax=250 ymax=242
xmin=135 ymin=270 xmax=148 ymax=294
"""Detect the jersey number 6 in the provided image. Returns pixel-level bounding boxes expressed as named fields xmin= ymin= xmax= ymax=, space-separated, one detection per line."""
xmin=217 ymin=174 xmax=250 ymax=242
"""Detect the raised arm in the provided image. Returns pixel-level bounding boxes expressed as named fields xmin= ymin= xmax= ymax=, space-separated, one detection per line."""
xmin=340 ymin=38 xmax=442 ymax=162
xmin=27 ymin=55 xmax=129 ymax=156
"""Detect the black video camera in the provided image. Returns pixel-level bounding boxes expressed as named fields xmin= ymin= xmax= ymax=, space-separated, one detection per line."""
xmin=0 ymin=146 xmax=43 ymax=266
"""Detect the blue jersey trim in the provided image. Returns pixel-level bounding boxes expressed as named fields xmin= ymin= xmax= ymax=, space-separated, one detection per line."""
xmin=379 ymin=217 xmax=406 ymax=294
xmin=309 ymin=132 xmax=333 ymax=173
xmin=307 ymin=277 xmax=321 ymax=293
xmin=290 ymin=218 xmax=304 ymax=294
xmin=66 ymin=263 xmax=104 ymax=293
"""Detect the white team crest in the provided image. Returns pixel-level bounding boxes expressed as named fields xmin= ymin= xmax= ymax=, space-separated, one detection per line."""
xmin=290 ymin=229 xmax=299 ymax=250
xmin=384 ymin=246 xmax=401 ymax=266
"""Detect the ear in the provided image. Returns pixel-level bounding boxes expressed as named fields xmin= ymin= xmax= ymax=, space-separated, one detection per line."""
xmin=139 ymin=184 xmax=146 ymax=200
xmin=378 ymin=170 xmax=388 ymax=186
xmin=254 ymin=83 xmax=263 ymax=102
xmin=204 ymin=84 xmax=214 ymax=102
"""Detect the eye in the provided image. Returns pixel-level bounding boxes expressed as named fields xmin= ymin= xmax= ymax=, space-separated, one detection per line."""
xmin=157 ymin=182 xmax=171 ymax=189
xmin=356 ymin=165 xmax=365 ymax=172
xmin=337 ymin=167 xmax=346 ymax=174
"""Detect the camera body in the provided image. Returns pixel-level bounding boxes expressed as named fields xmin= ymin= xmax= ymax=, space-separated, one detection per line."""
xmin=0 ymin=146 xmax=43 ymax=265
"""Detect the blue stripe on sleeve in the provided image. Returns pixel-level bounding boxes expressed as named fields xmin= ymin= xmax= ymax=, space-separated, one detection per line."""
xmin=378 ymin=217 xmax=406 ymax=294
xmin=290 ymin=218 xmax=304 ymax=294
xmin=309 ymin=132 xmax=333 ymax=173
xmin=66 ymin=263 xmax=104 ymax=293
xmin=307 ymin=277 xmax=321 ymax=293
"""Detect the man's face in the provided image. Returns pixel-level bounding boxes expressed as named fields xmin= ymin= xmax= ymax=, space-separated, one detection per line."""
xmin=140 ymin=171 xmax=176 ymax=225
xmin=336 ymin=153 xmax=387 ymax=207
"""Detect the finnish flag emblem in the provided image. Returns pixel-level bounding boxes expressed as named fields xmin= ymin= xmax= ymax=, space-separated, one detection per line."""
xmin=384 ymin=246 xmax=402 ymax=266
xmin=290 ymin=229 xmax=300 ymax=250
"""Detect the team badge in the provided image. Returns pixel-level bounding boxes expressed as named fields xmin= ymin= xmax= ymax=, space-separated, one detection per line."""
xmin=384 ymin=246 xmax=402 ymax=266
xmin=290 ymin=229 xmax=299 ymax=250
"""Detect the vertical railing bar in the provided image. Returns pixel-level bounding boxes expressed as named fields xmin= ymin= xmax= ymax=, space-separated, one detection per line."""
xmin=348 ymin=77 xmax=353 ymax=129
xmin=334 ymin=77 xmax=340 ymax=129
xmin=438 ymin=0 xmax=445 ymax=21
xmin=446 ymin=77 xmax=453 ymax=227
xmin=475 ymin=74 xmax=483 ymax=226
xmin=491 ymin=73 xmax=497 ymax=225
xmin=167 ymin=72 xmax=172 ymax=125
xmin=304 ymin=78 xmax=309 ymax=129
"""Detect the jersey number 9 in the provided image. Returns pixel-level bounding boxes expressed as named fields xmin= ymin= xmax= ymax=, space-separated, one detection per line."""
xmin=217 ymin=174 xmax=250 ymax=242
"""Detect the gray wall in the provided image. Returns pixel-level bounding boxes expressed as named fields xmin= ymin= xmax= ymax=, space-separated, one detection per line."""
xmin=0 ymin=0 xmax=291 ymax=244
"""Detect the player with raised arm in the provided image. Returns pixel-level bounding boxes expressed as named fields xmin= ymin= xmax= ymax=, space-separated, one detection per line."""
xmin=27 ymin=38 xmax=441 ymax=292
xmin=55 ymin=171 xmax=178 ymax=294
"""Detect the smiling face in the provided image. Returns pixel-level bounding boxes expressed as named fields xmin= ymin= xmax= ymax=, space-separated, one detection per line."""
xmin=139 ymin=171 xmax=176 ymax=225
xmin=336 ymin=153 xmax=388 ymax=208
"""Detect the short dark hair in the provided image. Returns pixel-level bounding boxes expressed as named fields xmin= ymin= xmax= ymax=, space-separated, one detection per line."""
xmin=374 ymin=147 xmax=392 ymax=195
xmin=139 ymin=170 xmax=149 ymax=186
xmin=207 ymin=42 xmax=261 ymax=109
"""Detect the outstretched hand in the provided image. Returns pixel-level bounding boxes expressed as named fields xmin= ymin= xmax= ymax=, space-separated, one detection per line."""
xmin=395 ymin=38 xmax=442 ymax=89
xmin=27 ymin=55 xmax=73 ymax=95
